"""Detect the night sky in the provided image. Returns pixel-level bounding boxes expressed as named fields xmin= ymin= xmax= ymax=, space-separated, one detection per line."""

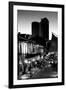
xmin=17 ymin=10 xmax=58 ymax=40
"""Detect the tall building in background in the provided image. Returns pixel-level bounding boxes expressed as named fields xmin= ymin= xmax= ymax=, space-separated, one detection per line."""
xmin=31 ymin=18 xmax=49 ymax=46
xmin=40 ymin=18 xmax=49 ymax=41
xmin=32 ymin=22 xmax=39 ymax=37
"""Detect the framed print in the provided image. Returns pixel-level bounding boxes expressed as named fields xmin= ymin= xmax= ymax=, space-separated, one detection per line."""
xmin=9 ymin=1 xmax=64 ymax=88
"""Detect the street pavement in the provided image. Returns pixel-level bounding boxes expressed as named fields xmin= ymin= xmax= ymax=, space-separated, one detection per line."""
xmin=31 ymin=66 xmax=58 ymax=79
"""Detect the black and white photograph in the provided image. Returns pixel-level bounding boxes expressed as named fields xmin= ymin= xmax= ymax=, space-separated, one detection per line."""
xmin=9 ymin=2 xmax=64 ymax=88
xmin=17 ymin=10 xmax=58 ymax=80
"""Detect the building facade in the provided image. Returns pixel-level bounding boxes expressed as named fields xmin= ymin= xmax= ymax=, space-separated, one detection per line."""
xmin=40 ymin=18 xmax=49 ymax=42
xmin=32 ymin=22 xmax=39 ymax=37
